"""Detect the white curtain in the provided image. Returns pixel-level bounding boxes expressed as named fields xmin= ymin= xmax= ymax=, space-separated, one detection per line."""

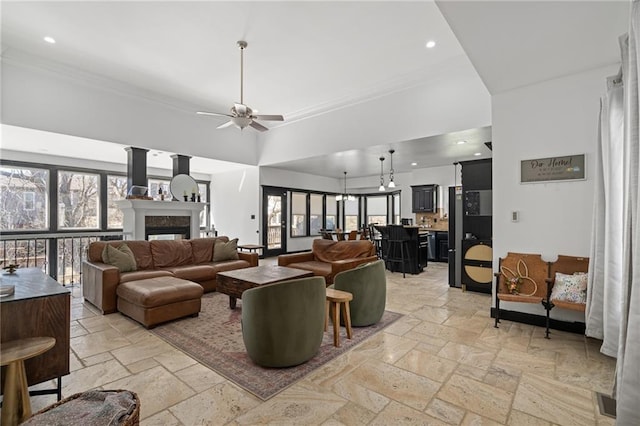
xmin=587 ymin=1 xmax=640 ymax=423
xmin=616 ymin=2 xmax=640 ymax=422
xmin=585 ymin=71 xmax=624 ymax=356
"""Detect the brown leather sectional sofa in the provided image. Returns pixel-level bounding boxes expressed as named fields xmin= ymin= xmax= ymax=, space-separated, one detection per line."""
xmin=277 ymin=239 xmax=377 ymax=284
xmin=82 ymin=237 xmax=258 ymax=314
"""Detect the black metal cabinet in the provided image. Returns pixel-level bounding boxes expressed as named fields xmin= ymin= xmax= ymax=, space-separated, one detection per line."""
xmin=411 ymin=185 xmax=437 ymax=213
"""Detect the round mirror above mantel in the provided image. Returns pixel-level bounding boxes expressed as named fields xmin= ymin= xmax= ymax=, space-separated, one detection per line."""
xmin=170 ymin=174 xmax=198 ymax=201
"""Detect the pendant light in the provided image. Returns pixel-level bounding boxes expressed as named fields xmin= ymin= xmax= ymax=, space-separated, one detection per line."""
xmin=378 ymin=157 xmax=386 ymax=191
xmin=388 ymin=149 xmax=396 ymax=188
xmin=336 ymin=171 xmax=355 ymax=201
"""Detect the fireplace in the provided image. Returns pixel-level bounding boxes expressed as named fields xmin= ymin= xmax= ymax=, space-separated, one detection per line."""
xmin=115 ymin=199 xmax=205 ymax=240
xmin=145 ymin=216 xmax=191 ymax=240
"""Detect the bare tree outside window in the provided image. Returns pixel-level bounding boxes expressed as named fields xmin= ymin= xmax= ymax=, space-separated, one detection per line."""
xmin=107 ymin=175 xmax=128 ymax=229
xmin=0 ymin=166 xmax=49 ymax=231
xmin=58 ymin=171 xmax=99 ymax=229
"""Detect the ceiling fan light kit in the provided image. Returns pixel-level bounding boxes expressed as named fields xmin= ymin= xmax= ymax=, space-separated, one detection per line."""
xmin=197 ymin=40 xmax=284 ymax=132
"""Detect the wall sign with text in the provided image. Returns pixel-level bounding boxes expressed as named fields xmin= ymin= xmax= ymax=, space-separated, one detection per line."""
xmin=521 ymin=154 xmax=585 ymax=183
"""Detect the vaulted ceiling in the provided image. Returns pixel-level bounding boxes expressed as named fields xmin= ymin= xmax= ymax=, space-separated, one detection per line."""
xmin=0 ymin=1 xmax=629 ymax=178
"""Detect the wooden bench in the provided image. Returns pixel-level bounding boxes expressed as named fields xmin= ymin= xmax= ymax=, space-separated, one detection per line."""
xmin=494 ymin=252 xmax=589 ymax=338
xmin=544 ymin=255 xmax=589 ymax=338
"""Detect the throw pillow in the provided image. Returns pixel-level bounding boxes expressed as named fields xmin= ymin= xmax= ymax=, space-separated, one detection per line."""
xmin=550 ymin=272 xmax=587 ymax=304
xmin=101 ymin=244 xmax=137 ymax=272
xmin=213 ymin=238 xmax=240 ymax=262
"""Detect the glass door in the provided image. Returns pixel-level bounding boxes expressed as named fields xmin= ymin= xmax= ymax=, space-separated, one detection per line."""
xmin=262 ymin=187 xmax=287 ymax=257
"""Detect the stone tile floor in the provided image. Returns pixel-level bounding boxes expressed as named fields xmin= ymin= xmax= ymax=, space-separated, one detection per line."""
xmin=24 ymin=260 xmax=616 ymax=425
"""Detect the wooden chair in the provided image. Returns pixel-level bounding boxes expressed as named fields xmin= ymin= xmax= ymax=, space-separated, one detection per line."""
xmin=543 ymin=255 xmax=589 ymax=338
xmin=347 ymin=230 xmax=358 ymax=240
xmin=335 ymin=229 xmax=345 ymax=241
xmin=320 ymin=229 xmax=333 ymax=240
xmin=494 ymin=252 xmax=549 ymax=329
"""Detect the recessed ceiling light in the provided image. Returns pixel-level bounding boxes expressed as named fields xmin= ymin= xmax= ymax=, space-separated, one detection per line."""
xmin=456 ymin=140 xmax=467 ymax=145
xmin=474 ymin=152 xmax=482 ymax=156
xmin=43 ymin=36 xmax=56 ymax=44
xmin=425 ymin=40 xmax=436 ymax=49
xmin=411 ymin=162 xmax=418 ymax=166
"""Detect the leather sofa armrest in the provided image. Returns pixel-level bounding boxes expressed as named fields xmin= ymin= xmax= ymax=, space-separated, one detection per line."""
xmin=278 ymin=252 xmax=314 ymax=266
xmin=328 ymin=255 xmax=378 ymax=283
xmin=82 ymin=260 xmax=120 ymax=314
xmin=238 ymin=251 xmax=259 ymax=267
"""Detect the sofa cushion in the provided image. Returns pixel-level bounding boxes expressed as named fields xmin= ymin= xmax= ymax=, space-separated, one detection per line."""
xmin=120 ymin=270 xmax=174 ymax=284
xmin=150 ymin=240 xmax=193 ymax=268
xmin=101 ymin=244 xmax=137 ymax=272
xmin=189 ymin=238 xmax=216 ymax=264
xmin=164 ymin=265 xmax=217 ymax=282
xmin=89 ymin=240 xmax=154 ymax=270
xmin=312 ymin=239 xmax=375 ymax=263
xmin=210 ymin=259 xmax=251 ymax=274
xmin=117 ymin=276 xmax=203 ymax=308
xmin=213 ymin=238 xmax=239 ymax=262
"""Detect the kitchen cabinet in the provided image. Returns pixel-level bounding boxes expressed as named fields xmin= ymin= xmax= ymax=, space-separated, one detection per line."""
xmin=411 ymin=184 xmax=437 ymax=213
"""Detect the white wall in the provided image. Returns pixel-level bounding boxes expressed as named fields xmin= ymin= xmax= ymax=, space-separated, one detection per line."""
xmin=492 ymin=64 xmax=619 ymax=321
xmin=258 ymin=55 xmax=491 ymax=165
xmin=2 ymin=56 xmax=259 ymax=165
xmin=210 ymin=167 xmax=260 ymax=245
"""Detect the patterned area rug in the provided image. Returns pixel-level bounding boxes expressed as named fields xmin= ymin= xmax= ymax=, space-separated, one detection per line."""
xmin=150 ymin=292 xmax=402 ymax=400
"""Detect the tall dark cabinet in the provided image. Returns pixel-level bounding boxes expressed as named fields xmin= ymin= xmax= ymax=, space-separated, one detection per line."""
xmin=455 ymin=158 xmax=492 ymax=294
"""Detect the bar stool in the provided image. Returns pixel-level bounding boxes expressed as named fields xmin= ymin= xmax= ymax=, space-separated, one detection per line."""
xmin=385 ymin=225 xmax=413 ymax=278
xmin=324 ymin=288 xmax=353 ymax=347
xmin=1 ymin=336 xmax=56 ymax=426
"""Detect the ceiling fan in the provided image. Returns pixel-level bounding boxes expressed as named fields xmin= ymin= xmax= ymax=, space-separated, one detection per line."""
xmin=197 ymin=40 xmax=284 ymax=132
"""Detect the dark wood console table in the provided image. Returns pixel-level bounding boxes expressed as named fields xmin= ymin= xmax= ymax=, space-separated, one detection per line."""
xmin=1 ymin=268 xmax=70 ymax=400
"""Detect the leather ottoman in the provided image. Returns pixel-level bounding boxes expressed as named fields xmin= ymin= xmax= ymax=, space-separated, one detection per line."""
xmin=116 ymin=276 xmax=203 ymax=328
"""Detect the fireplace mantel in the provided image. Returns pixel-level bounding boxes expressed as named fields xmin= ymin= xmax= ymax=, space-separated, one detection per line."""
xmin=115 ymin=200 xmax=205 ymax=240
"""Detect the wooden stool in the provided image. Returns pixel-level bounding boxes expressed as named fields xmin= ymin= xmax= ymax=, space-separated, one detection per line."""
xmin=325 ymin=289 xmax=353 ymax=347
xmin=1 ymin=337 xmax=56 ymax=426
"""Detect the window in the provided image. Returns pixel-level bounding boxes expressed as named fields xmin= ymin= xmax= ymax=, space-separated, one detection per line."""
xmin=344 ymin=198 xmax=359 ymax=231
xmin=107 ymin=175 xmax=128 ymax=229
xmin=326 ymin=195 xmax=337 ymax=230
xmin=148 ymin=178 xmax=171 ymax=201
xmin=58 ymin=171 xmax=99 ymax=229
xmin=393 ymin=193 xmax=401 ymax=225
xmin=310 ymin=194 xmax=323 ymax=235
xmin=367 ymin=196 xmax=387 ymax=225
xmin=198 ymin=182 xmax=209 ymax=229
xmin=291 ymin=192 xmax=307 ymax=236
xmin=0 ymin=166 xmax=49 ymax=231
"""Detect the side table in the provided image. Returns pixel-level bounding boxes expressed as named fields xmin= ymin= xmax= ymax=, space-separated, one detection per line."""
xmin=1 ymin=337 xmax=56 ymax=426
xmin=325 ymin=288 xmax=353 ymax=347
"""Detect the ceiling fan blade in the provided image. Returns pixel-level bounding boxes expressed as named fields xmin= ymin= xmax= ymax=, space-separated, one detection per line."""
xmin=249 ymin=121 xmax=269 ymax=132
xmin=216 ymin=120 xmax=234 ymax=129
xmin=253 ymin=114 xmax=284 ymax=121
xmin=197 ymin=111 xmax=232 ymax=118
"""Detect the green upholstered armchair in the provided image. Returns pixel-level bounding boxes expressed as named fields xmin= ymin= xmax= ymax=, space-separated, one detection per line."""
xmin=332 ymin=259 xmax=386 ymax=327
xmin=241 ymin=276 xmax=326 ymax=367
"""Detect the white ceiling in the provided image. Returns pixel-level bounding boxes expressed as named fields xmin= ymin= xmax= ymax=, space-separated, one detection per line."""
xmin=0 ymin=1 xmax=630 ymax=178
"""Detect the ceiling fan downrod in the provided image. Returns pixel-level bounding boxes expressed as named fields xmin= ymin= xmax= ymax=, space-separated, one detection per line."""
xmin=238 ymin=40 xmax=247 ymax=105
